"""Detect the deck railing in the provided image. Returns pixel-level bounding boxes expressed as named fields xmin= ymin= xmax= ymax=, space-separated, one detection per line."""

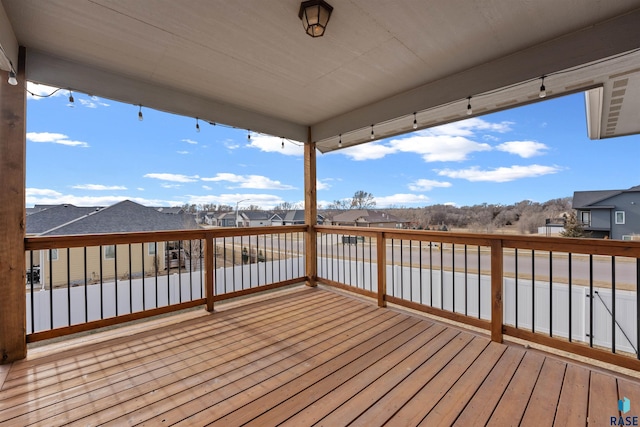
xmin=23 ymin=224 xmax=640 ymax=370
xmin=24 ymin=226 xmax=307 ymax=342
xmin=315 ymin=225 xmax=640 ymax=370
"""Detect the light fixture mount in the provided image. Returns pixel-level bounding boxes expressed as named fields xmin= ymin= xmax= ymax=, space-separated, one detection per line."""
xmin=299 ymin=0 xmax=333 ymax=38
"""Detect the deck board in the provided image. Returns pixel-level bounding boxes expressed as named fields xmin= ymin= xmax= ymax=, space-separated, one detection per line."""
xmin=589 ymin=371 xmax=621 ymax=425
xmin=519 ymin=357 xmax=566 ymax=427
xmin=553 ymin=364 xmax=590 ymax=427
xmin=1 ymin=285 xmax=640 ymax=427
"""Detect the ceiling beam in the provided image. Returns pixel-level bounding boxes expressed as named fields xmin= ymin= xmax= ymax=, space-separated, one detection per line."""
xmin=26 ymin=50 xmax=309 ymax=143
xmin=311 ymin=8 xmax=640 ymax=142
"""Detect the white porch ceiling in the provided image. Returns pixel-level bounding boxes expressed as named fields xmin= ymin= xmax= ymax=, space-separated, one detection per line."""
xmin=1 ymin=0 xmax=640 ymax=151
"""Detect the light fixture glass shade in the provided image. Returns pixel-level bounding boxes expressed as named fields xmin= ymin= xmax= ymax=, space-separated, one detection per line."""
xmin=7 ymin=70 xmax=17 ymax=86
xmin=299 ymin=0 xmax=333 ymax=37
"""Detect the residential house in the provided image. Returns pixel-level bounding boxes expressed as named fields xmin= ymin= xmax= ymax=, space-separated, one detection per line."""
xmin=213 ymin=210 xmax=284 ymax=227
xmin=572 ymin=185 xmax=640 ymax=239
xmin=331 ymin=209 xmax=409 ymax=228
xmin=26 ymin=200 xmax=200 ymax=287
xmin=215 ymin=211 xmax=241 ymax=227
xmin=241 ymin=211 xmax=283 ymax=227
xmin=280 ymin=210 xmax=324 ymax=226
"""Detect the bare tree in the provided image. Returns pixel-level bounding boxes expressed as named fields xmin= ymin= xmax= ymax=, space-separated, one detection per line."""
xmin=273 ymin=201 xmax=301 ymax=213
xmin=327 ymin=199 xmax=350 ymax=210
xmin=217 ymin=204 xmax=234 ymax=212
xmin=350 ymin=190 xmax=376 ymax=209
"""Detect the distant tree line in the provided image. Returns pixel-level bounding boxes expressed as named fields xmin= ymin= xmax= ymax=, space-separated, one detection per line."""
xmin=181 ymin=191 xmax=575 ymax=236
xmin=321 ymin=191 xmax=573 ymax=234
xmin=382 ymin=197 xmax=572 ymax=233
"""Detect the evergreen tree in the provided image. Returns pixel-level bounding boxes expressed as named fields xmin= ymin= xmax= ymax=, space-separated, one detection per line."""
xmin=560 ymin=211 xmax=585 ymax=238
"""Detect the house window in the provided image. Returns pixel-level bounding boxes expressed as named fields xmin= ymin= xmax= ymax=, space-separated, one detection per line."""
xmin=148 ymin=242 xmax=157 ymax=256
xmin=580 ymin=211 xmax=590 ymax=225
xmin=615 ymin=211 xmax=625 ymax=224
xmin=104 ymin=245 xmax=116 ymax=260
xmin=48 ymin=248 xmax=58 ymax=261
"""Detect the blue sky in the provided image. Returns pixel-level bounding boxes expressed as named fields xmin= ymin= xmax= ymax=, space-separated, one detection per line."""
xmin=25 ymin=82 xmax=640 ymax=209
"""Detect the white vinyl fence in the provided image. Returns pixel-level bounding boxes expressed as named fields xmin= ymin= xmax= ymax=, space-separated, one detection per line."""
xmin=27 ymin=257 xmax=305 ymax=333
xmin=318 ymin=258 xmax=638 ymax=355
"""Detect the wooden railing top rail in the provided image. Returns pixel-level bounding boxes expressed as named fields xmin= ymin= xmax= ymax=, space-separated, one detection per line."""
xmin=25 ymin=225 xmax=308 ymax=250
xmin=314 ymin=225 xmax=640 ymax=257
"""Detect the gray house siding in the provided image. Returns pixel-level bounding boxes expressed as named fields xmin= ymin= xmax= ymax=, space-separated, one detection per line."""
xmin=607 ymin=192 xmax=640 ymax=239
xmin=573 ymin=186 xmax=640 ymax=240
xmin=588 ymin=209 xmax=611 ymax=230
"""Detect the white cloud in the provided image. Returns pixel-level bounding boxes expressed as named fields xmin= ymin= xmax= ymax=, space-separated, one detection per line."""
xmin=183 ymin=193 xmax=285 ymax=209
xmin=201 ymin=173 xmax=295 ymax=190
xmin=78 ymin=97 xmax=110 ymax=108
xmin=496 ymin=141 xmax=549 ymax=158
xmin=26 ymin=82 xmax=66 ymax=100
xmin=390 ymin=135 xmax=491 ymax=162
xmin=137 ymin=188 xmax=145 ymax=191
xmin=27 ymin=132 xmax=89 ymax=148
xmin=202 ymin=185 xmax=212 ymax=190
xmin=224 ymin=140 xmax=240 ymax=150
xmin=177 ymin=151 xmax=189 ymax=155
xmin=27 ymin=188 xmax=64 ymax=197
xmin=143 ymin=173 xmax=200 ymax=183
xmin=248 ymin=135 xmax=304 ymax=156
xmin=161 ymin=183 xmax=182 ymax=189
xmin=72 ymin=184 xmax=128 ymax=191
xmin=427 ymin=118 xmax=513 ymax=137
xmin=374 ymin=193 xmax=430 ymax=207
xmin=339 ymin=117 xmax=508 ymax=162
xmin=408 ymin=179 xmax=452 ymax=192
xmin=182 ymin=139 xmax=198 ymax=145
xmin=317 ymin=179 xmax=331 ymax=190
xmin=437 ymin=164 xmax=562 ymax=182
xmin=26 ymin=188 xmax=174 ymax=207
xmin=340 ymin=142 xmax=396 ymax=161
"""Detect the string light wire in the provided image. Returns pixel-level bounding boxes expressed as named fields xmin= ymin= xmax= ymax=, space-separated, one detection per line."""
xmin=12 ymin=46 xmax=639 ymax=149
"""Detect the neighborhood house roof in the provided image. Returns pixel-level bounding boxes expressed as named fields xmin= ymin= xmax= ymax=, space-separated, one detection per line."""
xmin=241 ymin=211 xmax=278 ymax=221
xmin=332 ymin=210 xmax=408 ymax=224
xmin=27 ymin=200 xmax=199 ymax=236
xmin=26 ymin=205 xmax=103 ymax=235
xmin=573 ymin=185 xmax=640 ymax=209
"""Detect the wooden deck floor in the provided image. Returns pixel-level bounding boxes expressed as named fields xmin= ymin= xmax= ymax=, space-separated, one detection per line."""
xmin=1 ymin=286 xmax=640 ymax=426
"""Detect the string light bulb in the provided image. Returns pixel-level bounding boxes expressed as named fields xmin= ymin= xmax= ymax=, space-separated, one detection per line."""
xmin=539 ymin=76 xmax=547 ymax=98
xmin=338 ymin=134 xmax=342 ymax=148
xmin=7 ymin=70 xmax=17 ymax=86
xmin=281 ymin=137 xmax=284 ymax=149
xmin=413 ymin=112 xmax=418 ymax=130
xmin=68 ymin=91 xmax=74 ymax=105
xmin=138 ymin=105 xmax=143 ymax=121
xmin=195 ymin=117 xmax=200 ymax=133
xmin=370 ymin=124 xmax=375 ymax=140
xmin=247 ymin=130 xmax=251 ymax=141
xmin=466 ymin=96 xmax=473 ymax=116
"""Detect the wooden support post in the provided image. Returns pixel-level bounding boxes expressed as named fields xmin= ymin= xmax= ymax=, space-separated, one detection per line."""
xmin=304 ymin=127 xmax=317 ymax=287
xmin=205 ymin=234 xmax=214 ymax=312
xmin=490 ymin=239 xmax=504 ymax=343
xmin=0 ymin=46 xmax=27 ymax=363
xmin=377 ymin=232 xmax=387 ymax=307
